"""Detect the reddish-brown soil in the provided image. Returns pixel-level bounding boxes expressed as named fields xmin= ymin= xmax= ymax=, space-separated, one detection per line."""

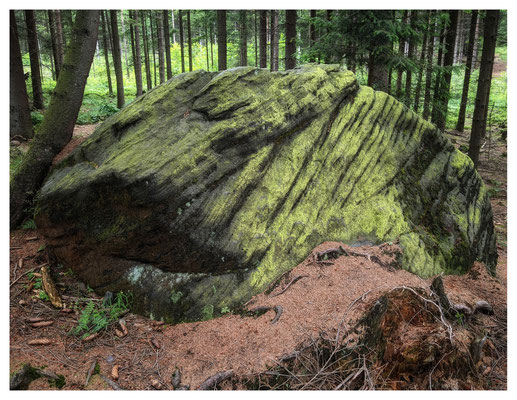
xmin=9 ymin=121 xmax=507 ymax=390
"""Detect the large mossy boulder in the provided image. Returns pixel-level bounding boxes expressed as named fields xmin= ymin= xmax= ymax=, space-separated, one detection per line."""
xmin=35 ymin=65 xmax=497 ymax=323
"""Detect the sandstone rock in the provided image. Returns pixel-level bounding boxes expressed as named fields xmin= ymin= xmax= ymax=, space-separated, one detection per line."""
xmin=35 ymin=65 xmax=497 ymax=323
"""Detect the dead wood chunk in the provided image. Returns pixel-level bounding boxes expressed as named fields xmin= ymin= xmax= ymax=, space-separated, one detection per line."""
xmin=83 ymin=332 xmax=99 ymax=342
xmin=26 ymin=237 xmax=39 ymax=241
xmin=430 ymin=276 xmax=453 ymax=315
xmin=28 ymin=338 xmax=52 ymax=346
xmin=115 ymin=328 xmax=125 ymax=338
xmin=25 ymin=283 xmax=34 ymax=292
xmin=61 ymin=308 xmax=74 ymax=313
xmin=31 ymin=320 xmax=54 ymax=328
xmin=85 ymin=360 xmax=98 ymax=387
xmin=151 ymin=338 xmax=161 ymax=349
xmin=176 ymin=385 xmax=190 ymax=390
xmin=453 ymin=303 xmax=473 ymax=316
xmin=101 ymin=374 xmax=123 ymax=390
xmin=271 ymin=305 xmax=283 ymax=324
xmin=171 ymin=367 xmax=182 ymax=389
xmin=41 ymin=266 xmax=63 ymax=308
xmin=470 ymin=335 xmax=488 ymax=364
xmin=119 ymin=319 xmax=128 ymax=336
xmin=111 ymin=365 xmax=119 ymax=381
xmin=197 ymin=370 xmax=234 ymax=390
xmin=152 ymin=320 xmax=165 ymax=327
xmin=474 ymin=300 xmax=494 ymax=315
xmin=151 ymin=378 xmax=162 ymax=389
xmin=19 ymin=299 xmax=27 ymax=307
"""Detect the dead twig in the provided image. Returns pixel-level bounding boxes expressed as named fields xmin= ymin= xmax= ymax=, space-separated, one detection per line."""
xmin=271 ymin=305 xmax=283 ymax=324
xmin=10 ymin=264 xmax=48 ymax=288
xmin=271 ymin=275 xmax=308 ymax=297
xmin=197 ymin=370 xmax=234 ymax=390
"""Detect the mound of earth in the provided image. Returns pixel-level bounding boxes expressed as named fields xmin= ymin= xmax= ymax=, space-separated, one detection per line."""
xmin=35 ymin=65 xmax=496 ymax=322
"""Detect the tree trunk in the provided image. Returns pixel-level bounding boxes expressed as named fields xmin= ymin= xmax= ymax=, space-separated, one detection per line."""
xmin=456 ymin=10 xmax=479 ymax=132
xmin=435 ymin=10 xmax=459 ymax=132
xmin=404 ymin=11 xmax=416 ymax=107
xmin=422 ymin=13 xmax=436 ymax=120
xmin=217 ymin=10 xmax=227 ymax=71
xmin=171 ymin=10 xmax=177 ymax=44
xmin=239 ymin=10 xmax=247 ymax=66
xmin=25 ymin=10 xmax=44 ymax=109
xmin=468 ymin=10 xmax=499 ymax=168
xmin=149 ymin=12 xmax=157 ymax=86
xmin=259 ymin=11 xmax=267 ymax=68
xmin=270 ymin=10 xmax=279 ymax=71
xmin=120 ymin=11 xmax=130 ymax=78
xmin=163 ymin=10 xmax=172 ymax=79
xmin=100 ymin=11 xmax=113 ymax=96
xmin=205 ymin=21 xmax=210 ymax=71
xmin=285 ymin=10 xmax=297 ymax=70
xmin=157 ymin=12 xmax=166 ymax=83
xmin=472 ymin=12 xmax=481 ymax=69
xmin=54 ymin=10 xmax=65 ymax=72
xmin=187 ymin=11 xmax=193 ymax=72
xmin=10 ymin=11 xmax=100 ymax=228
xmin=10 ymin=10 xmax=33 ymax=140
xmin=110 ymin=10 xmax=125 ymax=108
xmin=210 ymin=21 xmax=214 ymax=70
xmin=309 ymin=10 xmax=317 ymax=62
xmin=413 ymin=11 xmax=430 ymax=113
xmin=396 ymin=10 xmax=408 ymax=99
xmin=178 ymin=10 xmax=185 ymax=73
xmin=141 ymin=12 xmax=152 ymax=90
xmin=48 ymin=10 xmax=62 ymax=79
xmin=254 ymin=11 xmax=258 ymax=67
xmin=431 ymin=23 xmax=446 ymax=124
xmin=133 ymin=10 xmax=143 ymax=96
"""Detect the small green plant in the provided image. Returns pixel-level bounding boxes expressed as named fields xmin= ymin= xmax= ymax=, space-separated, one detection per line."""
xmin=221 ymin=306 xmax=230 ymax=314
xmin=170 ymin=290 xmax=183 ymax=304
xmin=38 ymin=291 xmax=50 ymax=301
xmin=33 ymin=277 xmax=43 ymax=290
xmin=37 ymin=244 xmax=46 ymax=252
xmin=72 ymin=291 xmax=132 ymax=339
xmin=455 ymin=311 xmax=465 ymax=325
xmin=202 ymin=304 xmax=214 ymax=321
xmin=22 ymin=219 xmax=36 ymax=230
xmin=86 ymin=285 xmax=94 ymax=293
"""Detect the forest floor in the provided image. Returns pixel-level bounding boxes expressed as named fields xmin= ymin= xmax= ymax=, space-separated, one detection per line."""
xmin=9 ymin=120 xmax=507 ymax=390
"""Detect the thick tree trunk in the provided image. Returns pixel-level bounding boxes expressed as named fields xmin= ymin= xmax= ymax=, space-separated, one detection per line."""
xmin=132 ymin=10 xmax=143 ymax=96
xmin=239 ymin=10 xmax=247 ymax=66
xmin=456 ymin=10 xmax=479 ymax=132
xmin=25 ymin=10 xmax=44 ymax=109
xmin=431 ymin=24 xmax=446 ymax=124
xmin=435 ymin=10 xmax=459 ymax=132
xmin=100 ymin=11 xmax=113 ymax=96
xmin=178 ymin=10 xmax=185 ymax=73
xmin=217 ymin=10 xmax=227 ymax=71
xmin=120 ymin=11 xmax=130 ymax=79
xmin=110 ymin=10 xmax=125 ymax=108
xmin=472 ymin=13 xmax=481 ymax=69
xmin=413 ymin=12 xmax=430 ymax=113
xmin=270 ymin=10 xmax=279 ymax=71
xmin=285 ymin=10 xmax=297 ymax=70
xmin=48 ymin=11 xmax=61 ymax=79
xmin=468 ymin=11 xmax=499 ymax=168
xmin=10 ymin=10 xmax=33 ymax=140
xmin=187 ymin=11 xmax=193 ymax=72
xmin=157 ymin=12 xmax=166 ymax=83
xmin=163 ymin=10 xmax=172 ymax=80
xmin=422 ymin=13 xmax=436 ymax=121
xmin=141 ymin=12 xmax=152 ymax=90
xmin=171 ymin=10 xmax=177 ymax=44
xmin=10 ymin=10 xmax=100 ymax=228
xmin=259 ymin=11 xmax=267 ymax=68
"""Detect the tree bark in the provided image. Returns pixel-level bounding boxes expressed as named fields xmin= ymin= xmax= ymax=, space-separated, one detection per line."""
xmin=10 ymin=10 xmax=100 ymax=228
xmin=422 ymin=13 xmax=436 ymax=121
xmin=163 ymin=10 xmax=172 ymax=79
xmin=187 ymin=11 xmax=193 ymax=72
xmin=435 ymin=10 xmax=459 ymax=132
xmin=413 ymin=11 xmax=430 ymax=113
xmin=132 ymin=10 xmax=143 ymax=96
xmin=149 ymin=12 xmax=157 ymax=86
xmin=285 ymin=10 xmax=297 ymax=70
xmin=456 ymin=10 xmax=479 ymax=132
xmin=270 ymin=10 xmax=279 ymax=71
xmin=48 ymin=11 xmax=61 ymax=79
xmin=239 ymin=10 xmax=247 ymax=66
xmin=396 ymin=11 xmax=408 ymax=100
xmin=431 ymin=23 xmax=446 ymax=124
xmin=10 ymin=10 xmax=33 ymax=140
xmin=25 ymin=10 xmax=45 ymax=109
xmin=141 ymin=11 xmax=152 ymax=90
xmin=217 ymin=10 xmax=227 ymax=71
xmin=54 ymin=10 xmax=65 ymax=72
xmin=468 ymin=10 xmax=499 ymax=168
xmin=100 ymin=11 xmax=113 ymax=96
xmin=309 ymin=10 xmax=317 ymax=62
xmin=157 ymin=12 xmax=166 ymax=83
xmin=404 ymin=11 xmax=416 ymax=107
xmin=120 ymin=11 xmax=129 ymax=78
xmin=472 ymin=12 xmax=481 ymax=69
xmin=259 ymin=11 xmax=267 ymax=68
xmin=110 ymin=10 xmax=125 ymax=108
xmin=178 ymin=10 xmax=185 ymax=73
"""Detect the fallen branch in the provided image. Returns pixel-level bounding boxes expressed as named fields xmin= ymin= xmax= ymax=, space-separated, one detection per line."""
xmin=271 ymin=275 xmax=308 ymax=297
xmin=197 ymin=370 xmax=234 ymax=390
xmin=101 ymin=374 xmax=123 ymax=390
xmin=271 ymin=305 xmax=283 ymax=324
xmin=85 ymin=360 xmax=97 ymax=387
xmin=10 ymin=263 xmax=48 ymax=288
xmin=41 ymin=265 xmax=63 ymax=308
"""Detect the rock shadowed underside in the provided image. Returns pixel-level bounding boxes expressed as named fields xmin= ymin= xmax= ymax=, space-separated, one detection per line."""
xmin=36 ymin=65 xmax=497 ymax=322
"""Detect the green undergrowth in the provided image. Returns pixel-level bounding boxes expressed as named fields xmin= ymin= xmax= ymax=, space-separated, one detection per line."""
xmin=71 ymin=291 xmax=132 ymax=339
